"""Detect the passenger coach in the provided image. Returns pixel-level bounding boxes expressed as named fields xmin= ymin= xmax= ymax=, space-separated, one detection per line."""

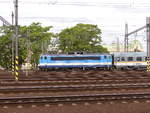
xmin=113 ymin=52 xmax=147 ymax=69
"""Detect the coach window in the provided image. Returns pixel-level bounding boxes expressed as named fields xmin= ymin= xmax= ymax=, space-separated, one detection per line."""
xmin=145 ymin=57 xmax=149 ymax=61
xmin=117 ymin=57 xmax=120 ymax=61
xmin=121 ymin=57 xmax=125 ymax=61
xmin=44 ymin=56 xmax=47 ymax=60
xmin=104 ymin=56 xmax=107 ymax=59
xmin=127 ymin=57 xmax=133 ymax=61
xmin=136 ymin=57 xmax=142 ymax=61
xmin=41 ymin=57 xmax=43 ymax=59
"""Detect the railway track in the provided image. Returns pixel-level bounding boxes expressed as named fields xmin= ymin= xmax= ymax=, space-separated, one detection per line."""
xmin=0 ymin=92 xmax=150 ymax=105
xmin=1 ymin=83 xmax=150 ymax=93
xmin=0 ymin=70 xmax=149 ymax=80
xmin=1 ymin=77 xmax=150 ymax=86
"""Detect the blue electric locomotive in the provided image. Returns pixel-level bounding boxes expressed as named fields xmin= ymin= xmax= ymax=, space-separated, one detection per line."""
xmin=38 ymin=54 xmax=113 ymax=70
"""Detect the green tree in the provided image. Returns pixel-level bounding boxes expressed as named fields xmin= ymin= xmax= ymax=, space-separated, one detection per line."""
xmin=0 ymin=23 xmax=53 ymax=70
xmin=0 ymin=26 xmax=12 ymax=69
xmin=58 ymin=23 xmax=108 ymax=53
xmin=22 ymin=23 xmax=53 ymax=68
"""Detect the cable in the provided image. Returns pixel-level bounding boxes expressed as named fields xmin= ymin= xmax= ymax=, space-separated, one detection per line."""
xmin=1 ymin=1 xmax=150 ymax=8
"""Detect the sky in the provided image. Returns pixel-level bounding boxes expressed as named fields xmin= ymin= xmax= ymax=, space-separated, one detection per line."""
xmin=1 ymin=0 xmax=150 ymax=49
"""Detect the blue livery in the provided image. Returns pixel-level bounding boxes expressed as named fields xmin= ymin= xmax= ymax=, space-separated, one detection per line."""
xmin=38 ymin=54 xmax=113 ymax=69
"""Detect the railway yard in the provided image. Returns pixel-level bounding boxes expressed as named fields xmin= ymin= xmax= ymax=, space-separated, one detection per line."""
xmin=2 ymin=0 xmax=150 ymax=112
xmin=0 ymin=70 xmax=150 ymax=113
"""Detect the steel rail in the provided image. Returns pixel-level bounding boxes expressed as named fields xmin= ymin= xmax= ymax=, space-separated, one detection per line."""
xmin=0 ymin=93 xmax=150 ymax=105
xmin=1 ymin=79 xmax=150 ymax=86
xmin=1 ymin=76 xmax=150 ymax=81
xmin=1 ymin=77 xmax=150 ymax=86
xmin=1 ymin=83 xmax=150 ymax=92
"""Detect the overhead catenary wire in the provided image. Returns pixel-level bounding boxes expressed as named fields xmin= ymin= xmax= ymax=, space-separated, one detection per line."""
xmin=1 ymin=1 xmax=150 ymax=8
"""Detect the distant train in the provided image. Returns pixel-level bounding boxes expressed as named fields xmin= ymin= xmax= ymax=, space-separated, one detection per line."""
xmin=38 ymin=52 xmax=148 ymax=70
xmin=113 ymin=52 xmax=147 ymax=70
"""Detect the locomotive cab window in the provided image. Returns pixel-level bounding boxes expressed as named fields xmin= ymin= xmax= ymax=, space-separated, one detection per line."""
xmin=136 ymin=57 xmax=142 ymax=61
xmin=40 ymin=57 xmax=43 ymax=59
xmin=117 ymin=57 xmax=120 ymax=61
xmin=44 ymin=56 xmax=47 ymax=60
xmin=127 ymin=57 xmax=133 ymax=61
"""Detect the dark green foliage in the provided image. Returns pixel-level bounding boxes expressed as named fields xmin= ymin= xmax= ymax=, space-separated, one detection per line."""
xmin=58 ymin=23 xmax=108 ymax=53
xmin=25 ymin=23 xmax=53 ymax=67
xmin=0 ymin=23 xmax=53 ymax=70
xmin=0 ymin=29 xmax=12 ymax=69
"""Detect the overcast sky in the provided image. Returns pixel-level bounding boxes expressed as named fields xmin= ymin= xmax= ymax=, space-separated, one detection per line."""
xmin=1 ymin=0 xmax=150 ymax=46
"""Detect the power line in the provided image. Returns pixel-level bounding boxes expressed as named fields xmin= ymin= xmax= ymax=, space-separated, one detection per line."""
xmin=1 ymin=1 xmax=150 ymax=8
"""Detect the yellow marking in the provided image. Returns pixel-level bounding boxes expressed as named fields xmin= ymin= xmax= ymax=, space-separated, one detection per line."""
xmin=15 ymin=61 xmax=18 ymax=65
xmin=15 ymin=72 xmax=19 ymax=76
xmin=147 ymin=59 xmax=150 ymax=72
xmin=15 ymin=66 xmax=19 ymax=70
xmin=15 ymin=76 xmax=18 ymax=81
xmin=16 ymin=56 xmax=19 ymax=59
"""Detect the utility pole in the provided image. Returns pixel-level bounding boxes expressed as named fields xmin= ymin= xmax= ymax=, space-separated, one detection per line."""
xmin=146 ymin=17 xmax=150 ymax=57
xmin=0 ymin=1 xmax=19 ymax=80
xmin=12 ymin=12 xmax=14 ymax=26
xmin=146 ymin=17 xmax=150 ymax=72
xmin=11 ymin=12 xmax=15 ymax=75
xmin=14 ymin=0 xmax=19 ymax=81
xmin=116 ymin=37 xmax=120 ymax=52
xmin=25 ymin=29 xmax=31 ymax=76
xmin=124 ymin=23 xmax=128 ymax=52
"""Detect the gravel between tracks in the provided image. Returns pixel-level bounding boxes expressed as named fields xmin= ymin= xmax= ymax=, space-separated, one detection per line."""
xmin=1 ymin=101 xmax=150 ymax=113
xmin=1 ymin=88 xmax=150 ymax=98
